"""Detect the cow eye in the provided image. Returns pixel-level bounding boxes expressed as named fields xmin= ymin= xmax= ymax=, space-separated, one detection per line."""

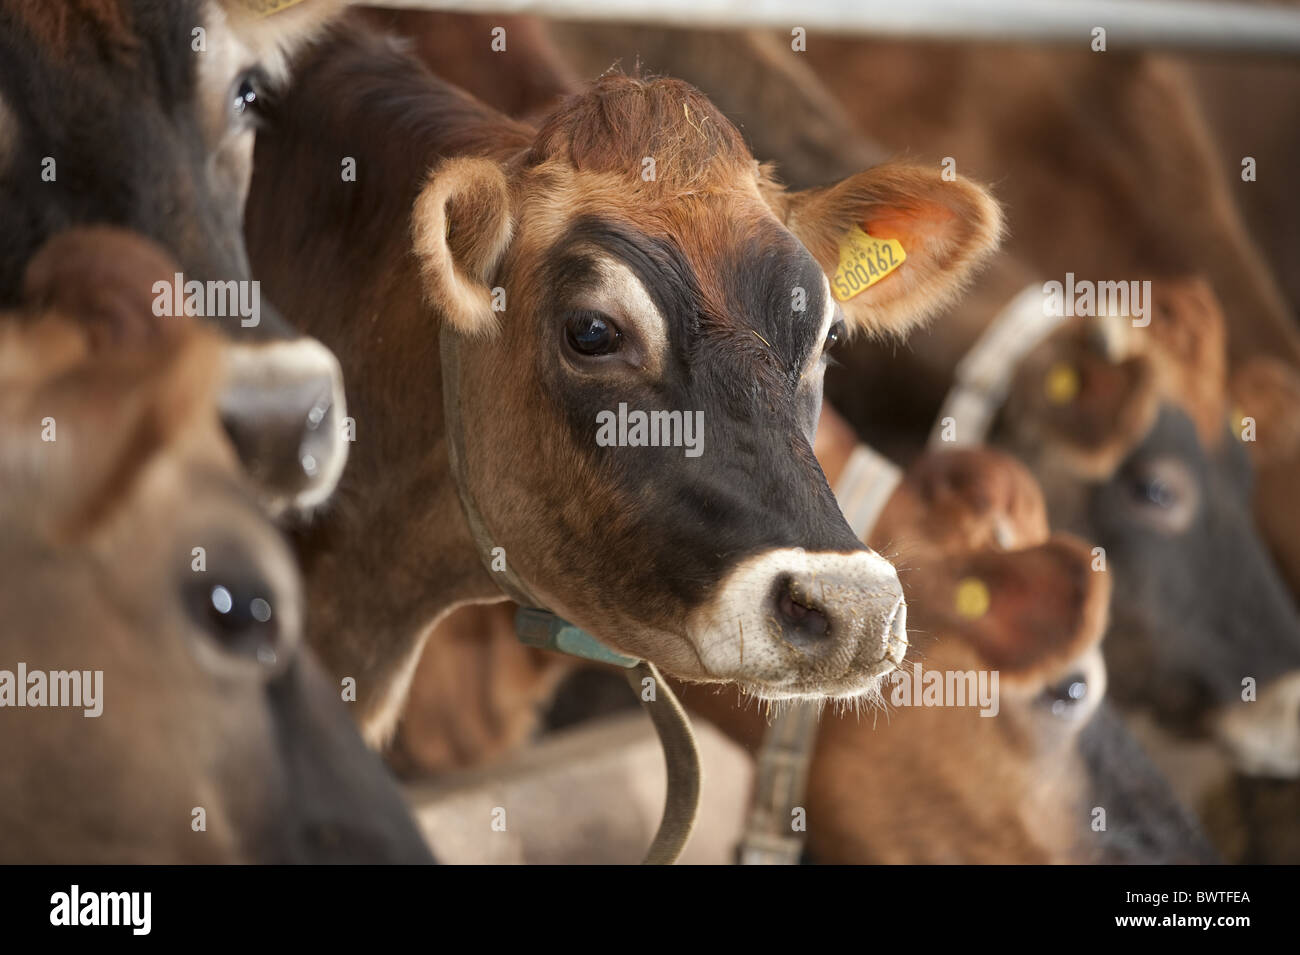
xmin=1131 ymin=475 xmax=1177 ymax=509
xmin=825 ymin=319 xmax=846 ymax=351
xmin=1040 ymin=672 xmax=1089 ymax=719
xmin=1120 ymin=456 xmax=1198 ymax=533
xmin=187 ymin=577 xmax=284 ymax=670
xmin=231 ymin=70 xmax=269 ymax=124
xmin=565 ymin=310 xmax=622 ymax=357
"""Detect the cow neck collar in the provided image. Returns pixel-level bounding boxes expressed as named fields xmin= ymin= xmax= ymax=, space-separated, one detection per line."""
xmin=928 ymin=284 xmax=1069 ymax=449
xmin=738 ymin=431 xmax=901 ymax=865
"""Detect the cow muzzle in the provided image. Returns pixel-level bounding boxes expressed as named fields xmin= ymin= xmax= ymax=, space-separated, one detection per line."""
xmin=686 ymin=547 xmax=908 ymax=700
xmin=218 ymin=338 xmax=349 ymax=517
xmin=1213 ymin=670 xmax=1300 ymax=777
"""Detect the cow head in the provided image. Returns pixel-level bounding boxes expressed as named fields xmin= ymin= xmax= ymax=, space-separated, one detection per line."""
xmin=0 ymin=0 xmax=348 ymax=514
xmin=0 ymin=228 xmax=429 ymax=862
xmin=995 ymin=277 xmax=1300 ymax=773
xmin=412 ymin=74 xmax=1003 ymax=699
xmin=804 ymin=438 xmax=1214 ymax=863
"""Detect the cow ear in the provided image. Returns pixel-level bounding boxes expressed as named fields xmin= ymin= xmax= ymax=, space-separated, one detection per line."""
xmin=1002 ymin=322 xmax=1160 ymax=479
xmin=1230 ymin=357 xmax=1300 ymax=466
xmin=775 ymin=162 xmax=1003 ymax=337
xmin=411 ymin=157 xmax=515 ymax=338
xmin=22 ymin=227 xmax=182 ymax=348
xmin=925 ymin=535 xmax=1111 ymax=687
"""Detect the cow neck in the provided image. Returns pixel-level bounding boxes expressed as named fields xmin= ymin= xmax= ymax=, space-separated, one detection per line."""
xmin=738 ymin=432 xmax=902 ymax=865
xmin=438 ymin=324 xmax=638 ymax=664
xmin=440 ymin=323 xmax=702 ymax=865
xmin=928 ymin=284 xmax=1068 ymax=448
xmin=438 ymin=323 xmax=543 ymax=610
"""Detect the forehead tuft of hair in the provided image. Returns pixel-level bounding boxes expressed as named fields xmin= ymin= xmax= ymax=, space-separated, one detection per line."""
xmin=526 ymin=73 xmax=754 ymax=191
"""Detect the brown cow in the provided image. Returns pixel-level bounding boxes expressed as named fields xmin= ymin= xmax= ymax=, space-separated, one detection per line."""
xmin=245 ymin=21 xmax=1004 ymax=740
xmin=976 ymin=284 xmax=1300 ymax=772
xmin=0 ymin=0 xmax=351 ymax=514
xmin=0 ymin=228 xmax=431 ymax=862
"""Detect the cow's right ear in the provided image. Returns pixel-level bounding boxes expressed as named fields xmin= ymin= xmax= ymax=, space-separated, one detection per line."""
xmin=1230 ymin=357 xmax=1300 ymax=466
xmin=774 ymin=162 xmax=1003 ymax=338
xmin=929 ymin=535 xmax=1112 ymax=689
xmin=412 ymin=157 xmax=515 ymax=337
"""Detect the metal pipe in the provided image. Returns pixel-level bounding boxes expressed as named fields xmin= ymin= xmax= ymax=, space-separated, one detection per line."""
xmin=361 ymin=0 xmax=1300 ymax=56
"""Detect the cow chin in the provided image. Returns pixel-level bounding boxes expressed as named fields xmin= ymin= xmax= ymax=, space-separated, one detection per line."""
xmin=683 ymin=547 xmax=909 ymax=701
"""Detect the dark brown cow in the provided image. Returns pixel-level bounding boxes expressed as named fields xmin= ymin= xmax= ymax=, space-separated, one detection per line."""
xmin=0 ymin=0 xmax=350 ymax=514
xmin=0 ymin=228 xmax=430 ymax=862
xmin=245 ymin=21 xmax=1004 ymax=741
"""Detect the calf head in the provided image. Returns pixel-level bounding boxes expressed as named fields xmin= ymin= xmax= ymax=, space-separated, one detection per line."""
xmin=0 ymin=229 xmax=428 ymax=862
xmin=806 ymin=443 xmax=1213 ymax=863
xmin=994 ymin=277 xmax=1300 ymax=771
xmin=415 ymin=74 xmax=1002 ymax=699
xmin=0 ymin=0 xmax=349 ymax=513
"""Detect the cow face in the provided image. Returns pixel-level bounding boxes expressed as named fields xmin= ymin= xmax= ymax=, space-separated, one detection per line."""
xmin=0 ymin=0 xmax=348 ymax=513
xmin=805 ymin=447 xmax=1214 ymax=863
xmin=996 ymin=280 xmax=1300 ymax=772
xmin=413 ymin=76 xmax=1002 ymax=699
xmin=0 ymin=229 xmax=429 ymax=862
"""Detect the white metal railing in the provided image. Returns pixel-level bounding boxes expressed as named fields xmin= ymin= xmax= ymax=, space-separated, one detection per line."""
xmin=360 ymin=0 xmax=1300 ymax=55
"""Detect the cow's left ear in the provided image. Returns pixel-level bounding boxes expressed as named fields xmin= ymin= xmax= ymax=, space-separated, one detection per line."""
xmin=775 ymin=162 xmax=1003 ymax=337
xmin=411 ymin=157 xmax=515 ymax=337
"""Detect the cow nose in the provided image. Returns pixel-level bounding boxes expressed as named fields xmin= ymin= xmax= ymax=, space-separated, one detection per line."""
xmin=1214 ymin=670 xmax=1300 ymax=777
xmin=218 ymin=338 xmax=349 ymax=516
xmin=774 ymin=574 xmax=832 ymax=647
xmin=689 ymin=547 xmax=907 ymax=700
xmin=767 ymin=564 xmax=908 ymax=662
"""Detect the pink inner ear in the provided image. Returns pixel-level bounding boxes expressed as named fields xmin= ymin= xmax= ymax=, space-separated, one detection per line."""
xmin=864 ymin=202 xmax=955 ymax=251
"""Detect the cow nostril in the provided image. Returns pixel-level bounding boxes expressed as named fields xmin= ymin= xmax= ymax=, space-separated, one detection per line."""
xmin=775 ymin=578 xmax=831 ymax=643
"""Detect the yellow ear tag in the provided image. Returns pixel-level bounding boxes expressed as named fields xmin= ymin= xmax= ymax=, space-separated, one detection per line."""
xmin=831 ymin=225 xmax=906 ymax=302
xmin=245 ymin=0 xmax=309 ymax=18
xmin=1230 ymin=405 xmax=1247 ymax=439
xmin=954 ymin=577 xmax=991 ymax=620
xmin=1044 ymin=361 xmax=1080 ymax=405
